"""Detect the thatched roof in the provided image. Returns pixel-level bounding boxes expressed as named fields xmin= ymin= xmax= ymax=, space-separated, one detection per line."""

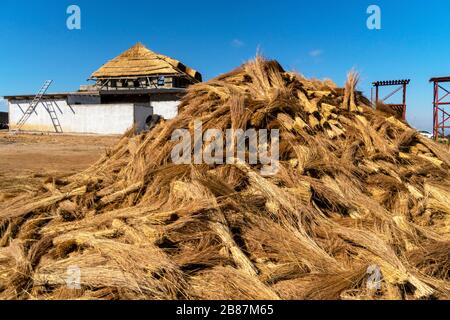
xmin=90 ymin=43 xmax=202 ymax=82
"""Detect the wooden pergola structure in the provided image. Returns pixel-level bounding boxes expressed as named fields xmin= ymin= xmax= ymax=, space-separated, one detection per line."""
xmin=372 ymin=79 xmax=410 ymax=120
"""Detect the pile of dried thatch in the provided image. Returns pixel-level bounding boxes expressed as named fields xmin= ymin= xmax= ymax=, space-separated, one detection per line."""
xmin=1 ymin=57 xmax=449 ymax=300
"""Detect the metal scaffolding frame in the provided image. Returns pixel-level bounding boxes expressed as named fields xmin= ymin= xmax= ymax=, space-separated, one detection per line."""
xmin=430 ymin=77 xmax=450 ymax=140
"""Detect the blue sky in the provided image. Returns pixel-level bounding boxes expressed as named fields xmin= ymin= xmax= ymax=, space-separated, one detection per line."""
xmin=1 ymin=0 xmax=450 ymax=131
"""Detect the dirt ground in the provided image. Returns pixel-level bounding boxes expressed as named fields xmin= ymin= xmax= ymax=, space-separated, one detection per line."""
xmin=0 ymin=131 xmax=120 ymax=202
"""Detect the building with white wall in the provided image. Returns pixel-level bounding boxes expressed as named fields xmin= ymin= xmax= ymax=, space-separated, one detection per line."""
xmin=4 ymin=43 xmax=202 ymax=135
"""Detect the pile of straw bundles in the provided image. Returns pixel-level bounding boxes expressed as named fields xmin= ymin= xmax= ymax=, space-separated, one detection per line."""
xmin=1 ymin=57 xmax=449 ymax=300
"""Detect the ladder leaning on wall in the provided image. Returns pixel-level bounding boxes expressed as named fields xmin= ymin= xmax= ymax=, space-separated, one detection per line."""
xmin=13 ymin=80 xmax=63 ymax=133
xmin=43 ymin=100 xmax=63 ymax=133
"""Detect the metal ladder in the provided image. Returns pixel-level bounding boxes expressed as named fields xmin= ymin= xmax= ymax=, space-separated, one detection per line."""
xmin=14 ymin=80 xmax=53 ymax=131
xmin=43 ymin=100 xmax=63 ymax=133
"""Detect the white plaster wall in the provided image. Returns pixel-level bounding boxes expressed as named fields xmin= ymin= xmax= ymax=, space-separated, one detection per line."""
xmin=8 ymin=99 xmax=135 ymax=135
xmin=151 ymin=101 xmax=179 ymax=120
xmin=134 ymin=105 xmax=154 ymax=132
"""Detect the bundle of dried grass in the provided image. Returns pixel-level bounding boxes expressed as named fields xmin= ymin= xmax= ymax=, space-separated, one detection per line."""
xmin=0 ymin=56 xmax=449 ymax=300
